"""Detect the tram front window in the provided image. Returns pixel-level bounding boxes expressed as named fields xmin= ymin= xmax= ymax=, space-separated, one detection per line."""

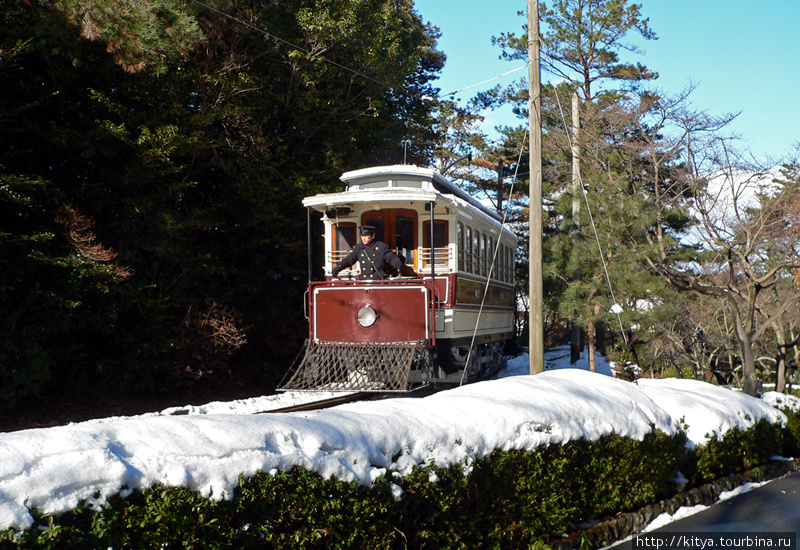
xmin=362 ymin=209 xmax=419 ymax=269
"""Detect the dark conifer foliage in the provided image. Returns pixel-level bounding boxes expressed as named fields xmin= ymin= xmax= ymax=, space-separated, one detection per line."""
xmin=0 ymin=0 xmax=443 ymax=422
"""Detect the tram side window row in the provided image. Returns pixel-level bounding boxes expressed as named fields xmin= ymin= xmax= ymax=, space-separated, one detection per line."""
xmin=457 ymin=222 xmax=514 ymax=283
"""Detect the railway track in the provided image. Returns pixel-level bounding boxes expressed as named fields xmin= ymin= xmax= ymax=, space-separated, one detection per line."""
xmin=260 ymin=382 xmax=456 ymax=414
xmin=262 ymin=392 xmax=372 ymax=413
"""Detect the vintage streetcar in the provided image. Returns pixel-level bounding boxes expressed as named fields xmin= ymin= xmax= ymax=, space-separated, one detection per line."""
xmin=279 ymin=164 xmax=517 ymax=392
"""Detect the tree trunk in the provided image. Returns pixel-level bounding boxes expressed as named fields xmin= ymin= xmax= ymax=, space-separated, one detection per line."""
xmin=570 ymin=323 xmax=582 ymax=364
xmin=728 ymin=351 xmax=741 ymax=388
xmin=570 ymin=92 xmax=582 ymax=365
xmin=588 ymin=301 xmax=603 ymax=373
xmin=774 ymin=323 xmax=788 ymax=393
xmin=739 ymin=332 xmax=759 ymax=396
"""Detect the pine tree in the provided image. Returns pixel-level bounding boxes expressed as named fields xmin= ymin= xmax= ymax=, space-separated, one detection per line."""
xmin=487 ymin=0 xmax=661 ymax=366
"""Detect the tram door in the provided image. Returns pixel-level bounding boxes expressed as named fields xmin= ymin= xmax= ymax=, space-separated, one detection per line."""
xmin=362 ymin=209 xmax=417 ymax=269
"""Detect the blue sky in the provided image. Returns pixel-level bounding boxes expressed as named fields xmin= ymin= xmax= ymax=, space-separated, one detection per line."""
xmin=413 ymin=0 xmax=800 ymax=161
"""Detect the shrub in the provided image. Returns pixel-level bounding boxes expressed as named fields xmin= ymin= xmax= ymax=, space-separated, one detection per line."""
xmin=2 ymin=421 xmax=791 ymax=549
xmin=0 ymin=431 xmax=689 ymax=549
xmin=774 ymin=405 xmax=800 ymax=458
xmin=691 ymin=419 xmax=785 ymax=485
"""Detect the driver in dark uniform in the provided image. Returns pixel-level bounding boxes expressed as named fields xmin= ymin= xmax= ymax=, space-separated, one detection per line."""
xmin=331 ymin=225 xmax=404 ymax=280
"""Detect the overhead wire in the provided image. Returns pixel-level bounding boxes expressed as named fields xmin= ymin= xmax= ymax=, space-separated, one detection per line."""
xmin=190 ymin=0 xmax=528 ymax=106
xmin=188 ymin=0 xmax=390 ymax=87
xmin=443 ymin=66 xmax=527 ymax=97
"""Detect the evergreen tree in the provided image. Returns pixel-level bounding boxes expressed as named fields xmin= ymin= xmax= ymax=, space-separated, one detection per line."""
xmin=0 ymin=0 xmax=443 ymax=418
xmin=482 ymin=0 xmax=663 ymax=362
xmin=494 ymin=0 xmax=657 ymax=101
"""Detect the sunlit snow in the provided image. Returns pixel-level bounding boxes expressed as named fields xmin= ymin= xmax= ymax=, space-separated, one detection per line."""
xmin=0 ymin=347 xmax=788 ymax=533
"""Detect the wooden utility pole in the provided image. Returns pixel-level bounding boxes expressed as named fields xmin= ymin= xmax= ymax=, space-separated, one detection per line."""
xmin=528 ymin=0 xmax=543 ymax=374
xmin=570 ymin=91 xmax=581 ymax=364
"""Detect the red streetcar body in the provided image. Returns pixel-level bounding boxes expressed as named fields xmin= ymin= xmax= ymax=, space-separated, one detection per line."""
xmin=309 ymin=280 xmax=434 ymax=343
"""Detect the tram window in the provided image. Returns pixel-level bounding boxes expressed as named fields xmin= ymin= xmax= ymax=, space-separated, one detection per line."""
xmin=488 ymin=236 xmax=494 ymax=279
xmin=333 ymin=223 xmax=356 ymax=251
xmin=498 ymin=244 xmax=503 ymax=281
xmin=497 ymin=241 xmax=504 ymax=281
xmin=504 ymin=245 xmax=509 ymax=282
xmin=509 ymin=245 xmax=515 ymax=282
xmin=475 ymin=233 xmax=486 ymax=275
xmin=362 ymin=209 xmax=418 ymax=268
xmin=360 ymin=181 xmax=390 ymax=189
xmin=395 ymin=215 xmax=415 ymax=265
xmin=481 ymin=233 xmax=488 ymax=277
xmin=473 ymin=228 xmax=480 ymax=274
xmin=485 ymin=236 xmax=491 ymax=278
xmin=394 ymin=180 xmax=424 ymax=188
xmin=457 ymin=222 xmax=464 ymax=271
xmin=423 ymin=220 xmax=448 ymax=248
xmin=364 ymin=216 xmax=386 ymax=242
xmin=473 ymin=230 xmax=480 ymax=274
xmin=466 ymin=226 xmax=473 ymax=273
xmin=423 ymin=220 xmax=448 ymax=266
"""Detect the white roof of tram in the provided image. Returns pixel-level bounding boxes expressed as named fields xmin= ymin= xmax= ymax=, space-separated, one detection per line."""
xmin=302 ymin=164 xmax=516 ymax=241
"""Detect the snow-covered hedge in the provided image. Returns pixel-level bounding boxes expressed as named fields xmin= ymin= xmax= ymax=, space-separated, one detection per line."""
xmin=0 ymin=370 xmax=794 ymax=547
xmin=3 ymin=431 xmax=691 ymax=548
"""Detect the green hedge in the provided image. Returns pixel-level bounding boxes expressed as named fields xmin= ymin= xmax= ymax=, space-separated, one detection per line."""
xmin=1 ymin=415 xmax=795 ymax=549
xmin=777 ymin=405 xmax=800 ymax=457
xmin=690 ymin=419 xmax=788 ymax=485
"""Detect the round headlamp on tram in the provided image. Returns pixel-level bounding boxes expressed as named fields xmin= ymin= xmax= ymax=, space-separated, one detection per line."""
xmin=357 ymin=304 xmax=378 ymax=327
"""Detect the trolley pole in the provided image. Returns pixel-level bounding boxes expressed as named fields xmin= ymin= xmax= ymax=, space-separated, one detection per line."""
xmin=528 ymin=0 xmax=544 ymax=374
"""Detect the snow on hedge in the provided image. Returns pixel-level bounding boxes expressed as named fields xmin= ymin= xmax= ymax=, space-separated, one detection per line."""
xmin=635 ymin=378 xmax=786 ymax=447
xmin=0 ymin=369 xmax=786 ymax=532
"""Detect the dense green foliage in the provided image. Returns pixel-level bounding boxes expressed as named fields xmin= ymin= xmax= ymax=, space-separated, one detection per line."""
xmin=4 ymin=409 xmax=796 ymax=548
xmin=0 ymin=0 xmax=443 ymax=416
xmin=689 ymin=419 xmax=788 ymax=486
xmin=2 ymin=431 xmax=689 ymax=549
xmin=4 ymin=417 xmax=794 ymax=549
xmin=494 ymin=0 xmax=657 ymax=101
xmin=780 ymin=406 xmax=800 ymax=458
